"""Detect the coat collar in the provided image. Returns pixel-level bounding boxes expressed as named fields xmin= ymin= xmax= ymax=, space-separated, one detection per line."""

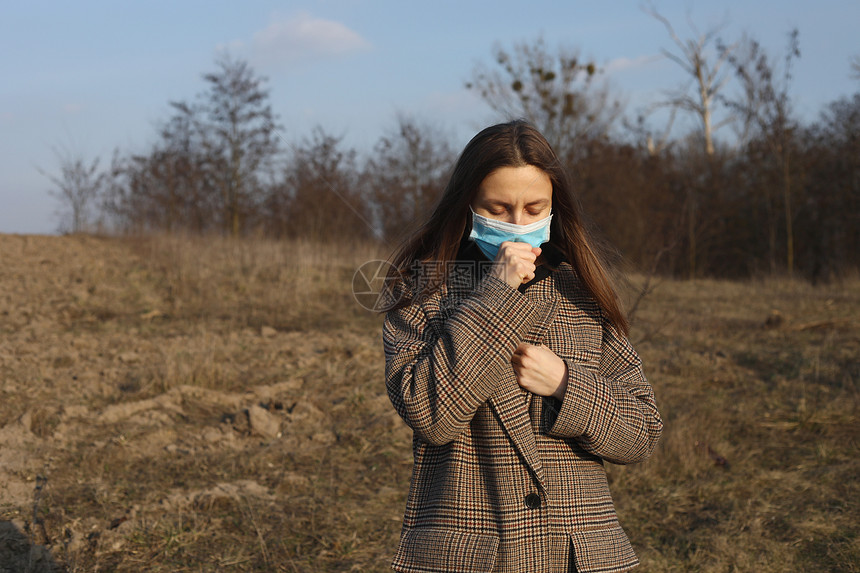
xmin=442 ymin=239 xmax=565 ymax=303
xmin=455 ymin=238 xmax=565 ymax=291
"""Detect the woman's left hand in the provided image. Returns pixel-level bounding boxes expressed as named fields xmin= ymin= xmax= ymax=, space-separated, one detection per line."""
xmin=511 ymin=343 xmax=568 ymax=400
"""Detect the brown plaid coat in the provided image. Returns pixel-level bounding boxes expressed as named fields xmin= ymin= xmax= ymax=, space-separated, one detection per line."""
xmin=383 ymin=253 xmax=663 ymax=573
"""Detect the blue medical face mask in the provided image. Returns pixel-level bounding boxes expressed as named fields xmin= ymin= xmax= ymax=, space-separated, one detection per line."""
xmin=468 ymin=207 xmax=553 ymax=261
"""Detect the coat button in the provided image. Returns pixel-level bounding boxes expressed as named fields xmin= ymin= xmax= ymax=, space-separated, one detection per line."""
xmin=525 ymin=493 xmax=541 ymax=509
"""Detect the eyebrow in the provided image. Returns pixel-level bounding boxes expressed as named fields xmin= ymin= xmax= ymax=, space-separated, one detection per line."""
xmin=483 ymin=199 xmax=550 ymax=208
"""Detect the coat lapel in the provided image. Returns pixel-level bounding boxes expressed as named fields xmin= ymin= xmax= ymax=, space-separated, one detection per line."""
xmin=488 ymin=295 xmax=558 ymax=486
xmin=488 ymin=371 xmax=545 ymax=484
xmin=440 ymin=271 xmax=560 ymax=487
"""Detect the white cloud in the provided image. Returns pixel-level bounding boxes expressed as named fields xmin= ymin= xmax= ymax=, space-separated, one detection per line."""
xmin=216 ymin=39 xmax=245 ymax=54
xmin=250 ymin=12 xmax=370 ymax=68
xmin=604 ymin=54 xmax=662 ymax=75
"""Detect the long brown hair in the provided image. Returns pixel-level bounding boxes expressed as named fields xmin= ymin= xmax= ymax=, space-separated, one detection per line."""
xmin=387 ymin=120 xmax=629 ymax=336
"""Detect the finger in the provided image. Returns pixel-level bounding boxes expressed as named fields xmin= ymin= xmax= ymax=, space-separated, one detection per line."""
xmin=496 ymin=245 xmax=535 ymax=266
xmin=512 ymin=352 xmax=533 ymax=367
xmin=517 ymin=260 xmax=536 ymax=274
xmin=511 ymin=353 xmax=529 ymax=367
xmin=501 ymin=241 xmax=538 ymax=257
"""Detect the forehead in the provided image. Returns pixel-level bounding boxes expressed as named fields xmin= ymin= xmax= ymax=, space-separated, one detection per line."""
xmin=476 ymin=165 xmax=552 ymax=203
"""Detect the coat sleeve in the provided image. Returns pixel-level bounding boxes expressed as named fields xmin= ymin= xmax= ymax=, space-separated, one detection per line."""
xmin=383 ymin=273 xmax=544 ymax=446
xmin=547 ymin=314 xmax=663 ymax=464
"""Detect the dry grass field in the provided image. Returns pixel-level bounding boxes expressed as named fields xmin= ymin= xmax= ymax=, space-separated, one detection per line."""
xmin=0 ymin=233 xmax=857 ymax=572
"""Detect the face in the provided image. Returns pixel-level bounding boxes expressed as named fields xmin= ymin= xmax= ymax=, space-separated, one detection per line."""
xmin=471 ymin=165 xmax=552 ymax=225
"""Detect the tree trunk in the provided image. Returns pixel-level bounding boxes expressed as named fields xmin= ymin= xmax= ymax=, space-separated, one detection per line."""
xmin=688 ymin=187 xmax=696 ymax=280
xmin=783 ymin=151 xmax=793 ymax=276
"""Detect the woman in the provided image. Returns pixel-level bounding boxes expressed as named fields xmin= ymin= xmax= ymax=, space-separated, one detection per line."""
xmin=382 ymin=120 xmax=662 ymax=573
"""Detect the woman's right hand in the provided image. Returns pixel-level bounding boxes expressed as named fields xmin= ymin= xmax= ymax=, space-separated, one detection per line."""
xmin=490 ymin=241 xmax=542 ymax=289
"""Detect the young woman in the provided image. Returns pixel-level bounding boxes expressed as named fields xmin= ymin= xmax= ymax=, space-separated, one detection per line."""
xmin=382 ymin=120 xmax=662 ymax=573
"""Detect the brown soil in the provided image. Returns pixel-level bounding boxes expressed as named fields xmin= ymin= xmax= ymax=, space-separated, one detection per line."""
xmin=0 ymin=234 xmax=407 ymax=571
xmin=1 ymin=234 xmax=858 ymax=572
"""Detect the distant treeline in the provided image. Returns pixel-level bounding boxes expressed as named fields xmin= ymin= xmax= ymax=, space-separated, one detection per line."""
xmin=53 ymin=34 xmax=860 ymax=282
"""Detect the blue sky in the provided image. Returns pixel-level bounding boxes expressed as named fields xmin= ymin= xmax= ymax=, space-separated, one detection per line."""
xmin=2 ymin=0 xmax=858 ymax=234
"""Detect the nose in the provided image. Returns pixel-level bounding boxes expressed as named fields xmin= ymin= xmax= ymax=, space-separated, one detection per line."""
xmin=510 ymin=212 xmax=526 ymax=225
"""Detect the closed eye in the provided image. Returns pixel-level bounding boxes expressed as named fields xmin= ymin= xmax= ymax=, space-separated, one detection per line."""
xmin=481 ymin=200 xmax=549 ymax=217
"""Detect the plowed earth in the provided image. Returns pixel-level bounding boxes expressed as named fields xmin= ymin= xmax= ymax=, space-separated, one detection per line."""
xmin=1 ymin=234 xmax=858 ymax=572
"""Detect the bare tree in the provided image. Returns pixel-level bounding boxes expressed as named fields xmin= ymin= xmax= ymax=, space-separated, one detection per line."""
xmin=364 ymin=115 xmax=454 ymax=241
xmin=466 ymin=36 xmax=621 ymax=160
xmin=644 ymin=5 xmax=737 ymax=279
xmin=104 ymin=96 xmax=226 ymax=234
xmin=724 ymin=30 xmax=801 ymax=274
xmin=274 ymin=127 xmax=372 ymax=242
xmin=625 ymin=107 xmax=678 ymax=157
xmin=802 ymin=94 xmax=860 ymax=281
xmin=109 ymin=56 xmax=281 ymax=236
xmin=175 ymin=55 xmax=281 ymax=237
xmin=645 ymin=5 xmax=736 ymax=157
xmin=39 ymin=151 xmax=105 ymax=233
xmin=851 ymin=54 xmax=860 ymax=80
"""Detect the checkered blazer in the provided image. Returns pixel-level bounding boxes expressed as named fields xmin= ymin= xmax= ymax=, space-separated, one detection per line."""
xmin=383 ymin=255 xmax=663 ymax=573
